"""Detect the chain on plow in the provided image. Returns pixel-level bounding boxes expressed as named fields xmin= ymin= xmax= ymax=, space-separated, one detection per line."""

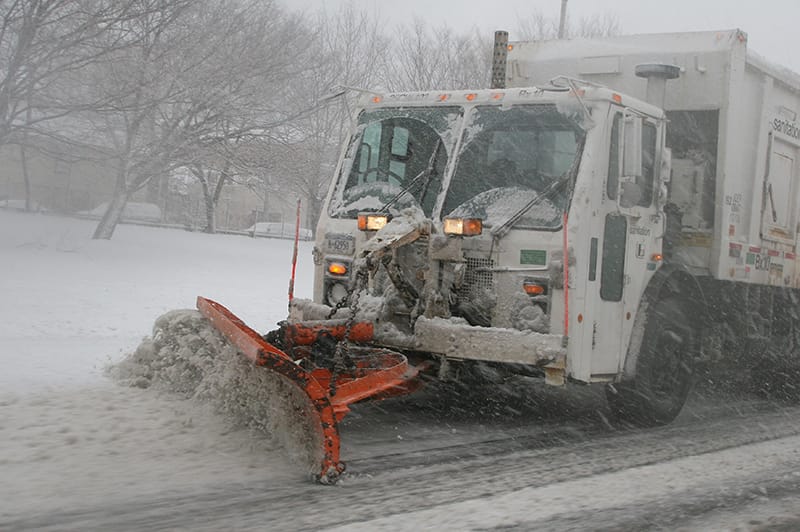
xmin=328 ymin=259 xmax=371 ymax=397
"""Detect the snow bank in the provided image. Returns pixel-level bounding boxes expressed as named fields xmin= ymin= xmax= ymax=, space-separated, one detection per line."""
xmin=112 ymin=309 xmax=324 ymax=476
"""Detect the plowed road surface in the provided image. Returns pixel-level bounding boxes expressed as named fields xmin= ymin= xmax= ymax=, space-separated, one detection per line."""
xmin=3 ymin=382 xmax=800 ymax=531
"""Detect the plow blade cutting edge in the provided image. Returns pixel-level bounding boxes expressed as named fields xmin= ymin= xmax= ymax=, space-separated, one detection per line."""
xmin=196 ymin=296 xmax=421 ymax=483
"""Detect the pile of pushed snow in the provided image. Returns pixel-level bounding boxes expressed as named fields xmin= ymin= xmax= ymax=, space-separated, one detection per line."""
xmin=110 ymin=309 xmax=323 ymax=476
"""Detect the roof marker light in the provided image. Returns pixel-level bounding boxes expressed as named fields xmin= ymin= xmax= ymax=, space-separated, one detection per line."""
xmin=465 ymin=93 xmax=477 ymax=101
xmin=371 ymin=95 xmax=383 ymax=103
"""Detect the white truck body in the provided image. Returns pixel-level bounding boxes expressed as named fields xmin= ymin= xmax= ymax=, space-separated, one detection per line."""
xmin=298 ymin=29 xmax=800 ymax=423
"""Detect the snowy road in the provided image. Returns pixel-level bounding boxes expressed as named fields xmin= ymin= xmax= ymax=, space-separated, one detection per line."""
xmin=3 ymin=388 xmax=800 ymax=531
xmin=3 ymin=212 xmax=800 ymax=530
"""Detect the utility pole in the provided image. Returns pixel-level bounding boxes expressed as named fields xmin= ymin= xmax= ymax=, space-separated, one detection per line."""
xmin=558 ymin=0 xmax=568 ymax=39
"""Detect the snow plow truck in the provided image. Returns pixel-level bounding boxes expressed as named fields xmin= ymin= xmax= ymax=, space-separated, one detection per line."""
xmin=196 ymin=29 xmax=800 ymax=482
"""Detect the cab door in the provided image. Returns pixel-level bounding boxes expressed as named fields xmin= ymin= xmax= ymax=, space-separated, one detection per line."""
xmin=590 ymin=110 xmax=662 ymax=377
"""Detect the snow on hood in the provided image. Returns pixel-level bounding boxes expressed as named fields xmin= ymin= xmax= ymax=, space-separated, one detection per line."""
xmin=447 ymin=187 xmax=560 ymax=229
xmin=339 ymin=181 xmax=418 ymax=214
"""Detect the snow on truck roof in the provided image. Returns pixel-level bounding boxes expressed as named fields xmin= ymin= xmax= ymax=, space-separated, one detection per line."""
xmin=358 ymin=84 xmax=664 ymax=119
xmin=508 ymin=29 xmax=751 ymax=61
xmin=508 ymin=28 xmax=800 ymax=94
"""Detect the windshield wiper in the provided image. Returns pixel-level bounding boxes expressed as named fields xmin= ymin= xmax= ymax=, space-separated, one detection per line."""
xmin=490 ymin=173 xmax=571 ymax=239
xmin=379 ymin=138 xmax=443 ymax=213
xmin=490 ymin=137 xmax=584 ymax=239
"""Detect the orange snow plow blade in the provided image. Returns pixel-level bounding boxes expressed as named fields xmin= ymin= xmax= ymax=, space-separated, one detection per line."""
xmin=196 ymin=296 xmax=421 ymax=483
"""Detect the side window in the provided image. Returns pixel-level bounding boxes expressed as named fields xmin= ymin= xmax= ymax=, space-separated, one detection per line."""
xmin=607 ymin=114 xmax=621 ymax=200
xmin=355 ymin=123 xmax=409 ymax=187
xmin=357 ymin=122 xmax=381 ymax=182
xmin=601 ymin=213 xmax=626 ymax=301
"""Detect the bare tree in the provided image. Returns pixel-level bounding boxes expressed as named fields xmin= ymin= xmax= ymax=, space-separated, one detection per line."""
xmin=516 ymin=9 xmax=620 ymax=40
xmin=274 ymin=3 xmax=390 ymax=229
xmin=84 ymin=0 xmax=192 ymax=239
xmin=0 ymin=0 xmax=175 ymax=210
xmin=173 ymin=1 xmax=309 ymax=233
xmin=381 ymin=19 xmax=491 ymax=91
xmin=85 ymin=0 xmax=308 ymax=239
xmin=574 ymin=12 xmax=620 ymax=38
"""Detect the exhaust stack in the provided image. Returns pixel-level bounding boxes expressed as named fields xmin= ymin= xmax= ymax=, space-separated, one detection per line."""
xmin=491 ymin=30 xmax=509 ymax=89
xmin=635 ymin=63 xmax=680 ymax=108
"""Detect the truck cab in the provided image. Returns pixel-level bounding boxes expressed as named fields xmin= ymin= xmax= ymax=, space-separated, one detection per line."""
xmin=306 ymin=83 xmax=670 ymax=388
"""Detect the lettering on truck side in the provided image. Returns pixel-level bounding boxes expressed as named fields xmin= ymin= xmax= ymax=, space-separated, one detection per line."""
xmin=772 ymin=117 xmax=800 ymax=139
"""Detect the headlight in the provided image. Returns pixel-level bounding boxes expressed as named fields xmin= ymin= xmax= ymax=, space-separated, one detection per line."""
xmin=358 ymin=213 xmax=390 ymax=231
xmin=443 ymin=217 xmax=482 ymax=236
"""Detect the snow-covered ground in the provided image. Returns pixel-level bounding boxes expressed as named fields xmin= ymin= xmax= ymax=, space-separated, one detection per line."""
xmin=0 ymin=210 xmax=313 ymax=393
xmin=4 ymin=209 xmax=800 ymax=531
xmin=0 ymin=211 xmax=311 ymax=522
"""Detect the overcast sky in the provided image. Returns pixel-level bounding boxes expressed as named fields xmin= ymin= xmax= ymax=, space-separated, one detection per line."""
xmin=289 ymin=0 xmax=800 ymax=73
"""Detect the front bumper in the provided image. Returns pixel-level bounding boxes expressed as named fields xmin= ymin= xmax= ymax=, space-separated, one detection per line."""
xmin=412 ymin=316 xmax=566 ymax=366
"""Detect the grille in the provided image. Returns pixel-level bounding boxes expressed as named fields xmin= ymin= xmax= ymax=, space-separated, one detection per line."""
xmin=457 ymin=257 xmax=495 ymax=303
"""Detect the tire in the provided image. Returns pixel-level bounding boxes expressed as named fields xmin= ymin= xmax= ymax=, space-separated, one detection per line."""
xmin=606 ymin=298 xmax=696 ymax=426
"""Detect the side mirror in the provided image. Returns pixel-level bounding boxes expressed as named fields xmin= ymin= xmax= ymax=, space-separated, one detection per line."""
xmin=622 ymin=115 xmax=643 ymax=178
xmin=656 ymin=146 xmax=671 ymax=209
xmin=660 ymin=146 xmax=671 ymax=183
xmin=618 ymin=114 xmax=643 ymax=209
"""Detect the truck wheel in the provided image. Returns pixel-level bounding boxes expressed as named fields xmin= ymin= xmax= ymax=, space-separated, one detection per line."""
xmin=606 ymin=298 xmax=696 ymax=427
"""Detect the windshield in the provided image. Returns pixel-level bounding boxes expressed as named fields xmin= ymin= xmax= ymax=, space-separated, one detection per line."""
xmin=329 ymin=106 xmax=461 ymax=218
xmin=443 ymin=104 xmax=584 ymax=230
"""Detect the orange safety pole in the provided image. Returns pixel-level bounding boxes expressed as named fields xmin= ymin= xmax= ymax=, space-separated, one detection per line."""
xmin=288 ymin=199 xmax=301 ymax=305
xmin=562 ymin=211 xmax=569 ymax=339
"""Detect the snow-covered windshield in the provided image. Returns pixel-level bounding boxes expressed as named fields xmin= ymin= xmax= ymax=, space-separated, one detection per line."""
xmin=329 ymin=107 xmax=461 ymax=218
xmin=443 ymin=104 xmax=584 ymax=230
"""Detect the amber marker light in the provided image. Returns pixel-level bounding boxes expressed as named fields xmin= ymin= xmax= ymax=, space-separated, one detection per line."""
xmin=372 ymin=95 xmax=383 ymax=103
xmin=612 ymin=93 xmax=622 ymax=104
xmin=443 ymin=217 xmax=482 ymax=236
xmin=328 ymin=262 xmax=348 ymax=276
xmin=357 ymin=213 xmax=390 ymax=231
xmin=651 ymin=253 xmax=663 ymax=262
xmin=465 ymin=93 xmax=477 ymax=101
xmin=522 ymin=282 xmax=545 ymax=296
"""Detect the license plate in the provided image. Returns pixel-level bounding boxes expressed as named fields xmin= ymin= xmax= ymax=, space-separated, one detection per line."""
xmin=324 ymin=234 xmax=355 ymax=255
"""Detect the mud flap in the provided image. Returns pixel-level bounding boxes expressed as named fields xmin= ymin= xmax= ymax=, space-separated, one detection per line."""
xmin=196 ymin=296 xmax=420 ymax=483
